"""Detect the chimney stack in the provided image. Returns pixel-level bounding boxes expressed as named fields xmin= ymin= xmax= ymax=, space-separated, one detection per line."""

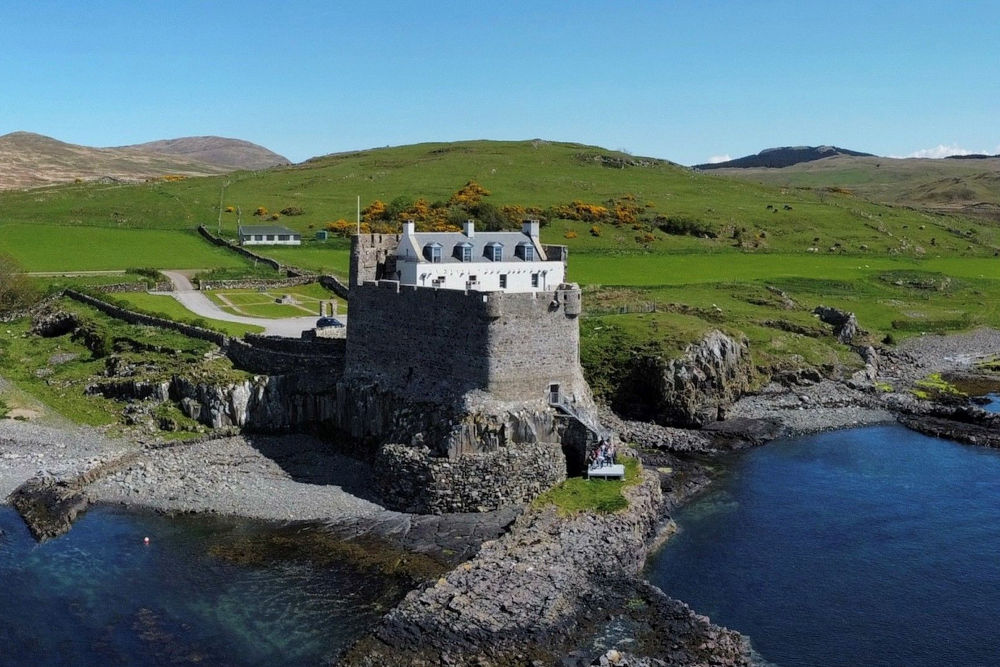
xmin=402 ymin=219 xmax=415 ymax=235
xmin=463 ymin=219 xmax=475 ymax=238
xmin=522 ymin=219 xmax=540 ymax=239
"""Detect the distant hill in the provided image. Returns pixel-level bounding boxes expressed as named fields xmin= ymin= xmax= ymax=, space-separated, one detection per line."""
xmin=118 ymin=136 xmax=289 ymax=171
xmin=696 ymin=145 xmax=875 ymax=170
xmin=706 ymin=151 xmax=1000 ymax=222
xmin=945 ymin=153 xmax=1000 ymax=160
xmin=0 ymin=132 xmax=289 ymax=190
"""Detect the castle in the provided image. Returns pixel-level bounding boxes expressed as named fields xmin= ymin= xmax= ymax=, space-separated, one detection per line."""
xmin=338 ymin=220 xmax=603 ymax=513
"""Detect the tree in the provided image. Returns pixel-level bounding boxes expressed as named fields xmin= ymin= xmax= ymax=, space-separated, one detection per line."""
xmin=386 ymin=195 xmax=414 ymax=220
xmin=472 ymin=201 xmax=507 ymax=231
xmin=0 ymin=254 xmax=39 ymax=314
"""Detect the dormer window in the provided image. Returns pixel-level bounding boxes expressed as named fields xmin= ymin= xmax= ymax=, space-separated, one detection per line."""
xmin=515 ymin=241 xmax=535 ymax=261
xmin=484 ymin=241 xmax=503 ymax=262
xmin=454 ymin=242 xmax=473 ymax=262
xmin=423 ymin=242 xmax=442 ymax=263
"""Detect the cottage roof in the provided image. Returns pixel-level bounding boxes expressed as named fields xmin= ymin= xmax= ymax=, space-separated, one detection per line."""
xmin=401 ymin=231 xmax=545 ymax=264
xmin=238 ymin=225 xmax=300 ymax=236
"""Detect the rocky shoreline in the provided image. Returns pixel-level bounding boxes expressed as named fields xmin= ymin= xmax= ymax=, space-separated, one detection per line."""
xmin=3 ymin=328 xmax=1000 ymax=665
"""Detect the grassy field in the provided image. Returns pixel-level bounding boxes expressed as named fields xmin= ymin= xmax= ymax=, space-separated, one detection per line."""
xmin=261 ymin=241 xmax=352 ymax=275
xmin=111 ymin=292 xmax=264 ymax=336
xmin=1 ymin=224 xmax=251 ymax=272
xmin=569 ymin=252 xmax=1000 ymax=287
xmin=203 ymin=282 xmax=343 ymax=319
xmin=0 ymin=316 xmax=120 ymax=425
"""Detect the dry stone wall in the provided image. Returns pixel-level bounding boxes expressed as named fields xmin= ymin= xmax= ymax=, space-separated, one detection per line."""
xmin=197 ymin=276 xmax=317 ymax=291
xmin=63 ymin=290 xmax=345 ymax=377
xmin=374 ymin=442 xmax=566 ymax=513
xmin=65 ymin=289 xmax=228 ymax=346
xmin=197 ymin=225 xmax=282 ymax=271
xmin=92 ymin=281 xmax=173 ymax=293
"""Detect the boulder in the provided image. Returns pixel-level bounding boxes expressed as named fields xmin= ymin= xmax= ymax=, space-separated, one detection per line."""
xmin=813 ymin=306 xmax=865 ymax=344
xmin=646 ymin=331 xmax=756 ymax=428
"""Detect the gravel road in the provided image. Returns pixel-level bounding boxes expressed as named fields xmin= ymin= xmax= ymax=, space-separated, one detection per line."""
xmin=158 ymin=270 xmax=337 ymax=338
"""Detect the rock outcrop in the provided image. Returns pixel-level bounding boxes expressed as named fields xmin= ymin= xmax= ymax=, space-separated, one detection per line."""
xmin=339 ymin=463 xmax=752 ymax=666
xmin=9 ymin=476 xmax=91 ymax=541
xmin=31 ymin=309 xmax=79 ymax=337
xmin=814 ymin=305 xmax=865 ymax=344
xmin=637 ymin=331 xmax=756 ymax=428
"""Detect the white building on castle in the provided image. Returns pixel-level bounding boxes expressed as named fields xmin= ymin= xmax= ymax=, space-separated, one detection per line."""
xmin=394 ymin=220 xmax=565 ymax=293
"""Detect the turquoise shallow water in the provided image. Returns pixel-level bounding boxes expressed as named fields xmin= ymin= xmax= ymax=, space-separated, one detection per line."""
xmin=0 ymin=507 xmax=404 ymax=666
xmin=645 ymin=424 xmax=1000 ymax=666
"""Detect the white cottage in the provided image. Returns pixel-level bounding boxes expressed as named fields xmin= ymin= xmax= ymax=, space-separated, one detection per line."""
xmin=395 ymin=220 xmax=564 ymax=292
xmin=238 ymin=225 xmax=302 ymax=246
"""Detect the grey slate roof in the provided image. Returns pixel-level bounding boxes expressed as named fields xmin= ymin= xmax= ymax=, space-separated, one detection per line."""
xmin=238 ymin=225 xmax=300 ymax=236
xmin=401 ymin=231 xmax=542 ymax=264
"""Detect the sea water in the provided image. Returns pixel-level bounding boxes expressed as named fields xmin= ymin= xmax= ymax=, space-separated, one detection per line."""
xmin=645 ymin=424 xmax=1000 ymax=666
xmin=0 ymin=507 xmax=406 ymax=665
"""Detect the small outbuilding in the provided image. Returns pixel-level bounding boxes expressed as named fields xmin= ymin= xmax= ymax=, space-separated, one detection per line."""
xmin=238 ymin=225 xmax=302 ymax=246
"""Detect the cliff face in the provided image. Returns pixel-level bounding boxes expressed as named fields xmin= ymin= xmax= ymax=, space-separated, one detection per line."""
xmin=626 ymin=331 xmax=756 ymax=428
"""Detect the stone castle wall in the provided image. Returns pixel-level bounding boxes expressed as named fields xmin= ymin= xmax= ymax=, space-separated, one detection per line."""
xmin=485 ymin=288 xmax=584 ymax=401
xmin=345 ymin=280 xmax=587 ymax=405
xmin=374 ymin=442 xmax=567 ymax=514
xmin=349 ymin=233 xmax=400 ymax=288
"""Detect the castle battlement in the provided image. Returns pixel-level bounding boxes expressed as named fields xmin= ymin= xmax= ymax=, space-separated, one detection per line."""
xmin=345 ymin=277 xmax=587 ymax=405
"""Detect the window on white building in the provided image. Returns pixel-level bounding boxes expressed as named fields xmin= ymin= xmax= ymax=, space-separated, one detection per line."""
xmin=455 ymin=242 xmax=473 ymax=262
xmin=423 ymin=243 xmax=442 ymax=263
xmin=531 ymin=273 xmax=539 ymax=288
xmin=516 ymin=242 xmax=535 ymax=261
xmin=499 ymin=274 xmax=507 ymax=289
xmin=484 ymin=242 xmax=503 ymax=261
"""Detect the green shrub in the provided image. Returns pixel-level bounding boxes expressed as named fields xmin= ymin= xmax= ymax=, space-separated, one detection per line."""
xmin=0 ymin=397 xmax=9 ymax=419
xmin=655 ymin=215 xmax=717 ymax=238
xmin=125 ymin=267 xmax=162 ymax=281
xmin=0 ymin=253 xmax=40 ymax=315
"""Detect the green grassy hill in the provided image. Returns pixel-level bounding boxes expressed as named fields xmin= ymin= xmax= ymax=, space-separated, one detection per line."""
xmin=3 ymin=139 xmax=1000 ymax=414
xmin=3 ymin=139 xmax=998 ymax=267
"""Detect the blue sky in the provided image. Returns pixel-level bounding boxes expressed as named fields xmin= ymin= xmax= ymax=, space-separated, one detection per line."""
xmin=1 ymin=1 xmax=997 ymax=164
